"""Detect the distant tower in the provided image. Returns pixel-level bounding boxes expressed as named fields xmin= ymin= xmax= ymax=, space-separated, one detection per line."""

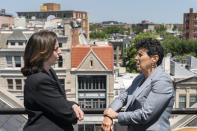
xmin=40 ymin=3 xmax=60 ymax=11
xmin=183 ymin=8 xmax=197 ymax=40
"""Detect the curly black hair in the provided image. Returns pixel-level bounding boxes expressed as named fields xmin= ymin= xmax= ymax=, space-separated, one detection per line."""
xmin=134 ymin=38 xmax=164 ymax=66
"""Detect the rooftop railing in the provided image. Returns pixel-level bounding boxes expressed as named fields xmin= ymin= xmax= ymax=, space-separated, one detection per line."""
xmin=0 ymin=108 xmax=197 ymax=115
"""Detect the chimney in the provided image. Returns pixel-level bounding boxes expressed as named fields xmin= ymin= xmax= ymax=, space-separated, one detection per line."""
xmin=190 ymin=8 xmax=193 ymax=13
xmin=72 ymin=29 xmax=79 ymax=46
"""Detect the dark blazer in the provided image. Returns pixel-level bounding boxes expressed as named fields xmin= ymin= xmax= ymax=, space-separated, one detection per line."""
xmin=23 ymin=68 xmax=77 ymax=131
xmin=109 ymin=66 xmax=174 ymax=131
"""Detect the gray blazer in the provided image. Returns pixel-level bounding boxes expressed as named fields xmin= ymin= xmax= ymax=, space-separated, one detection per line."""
xmin=109 ymin=66 xmax=174 ymax=131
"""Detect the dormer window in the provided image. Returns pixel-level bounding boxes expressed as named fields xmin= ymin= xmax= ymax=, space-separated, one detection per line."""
xmin=18 ymin=42 xmax=23 ymax=46
xmin=7 ymin=40 xmax=26 ymax=48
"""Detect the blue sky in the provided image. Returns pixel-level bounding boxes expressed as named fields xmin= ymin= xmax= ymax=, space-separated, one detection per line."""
xmin=1 ymin=0 xmax=196 ymax=24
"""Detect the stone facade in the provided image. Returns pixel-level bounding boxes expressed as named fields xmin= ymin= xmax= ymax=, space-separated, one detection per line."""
xmin=174 ymin=76 xmax=197 ymax=108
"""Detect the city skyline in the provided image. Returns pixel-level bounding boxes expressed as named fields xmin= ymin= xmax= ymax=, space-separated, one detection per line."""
xmin=0 ymin=0 xmax=197 ymax=24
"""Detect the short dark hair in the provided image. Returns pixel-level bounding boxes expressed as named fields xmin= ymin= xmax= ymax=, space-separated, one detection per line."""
xmin=134 ymin=38 xmax=164 ymax=66
xmin=21 ymin=30 xmax=57 ymax=76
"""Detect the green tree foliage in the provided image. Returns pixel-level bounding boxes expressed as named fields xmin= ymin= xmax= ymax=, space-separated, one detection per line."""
xmin=89 ymin=31 xmax=109 ymax=39
xmin=89 ymin=25 xmax=130 ymax=39
xmin=132 ymin=26 xmax=143 ymax=34
xmin=104 ymin=26 xmax=124 ymax=34
xmin=155 ymin=24 xmax=167 ymax=34
xmin=122 ymin=43 xmax=137 ymax=73
xmin=172 ymin=25 xmax=177 ymax=31
xmin=162 ymin=37 xmax=197 ymax=57
xmin=123 ymin=32 xmax=157 ymax=73
xmin=131 ymin=32 xmax=156 ymax=43
xmin=89 ymin=24 xmax=102 ymax=31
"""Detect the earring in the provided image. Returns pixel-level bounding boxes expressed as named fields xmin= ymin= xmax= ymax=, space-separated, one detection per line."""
xmin=152 ymin=63 xmax=156 ymax=68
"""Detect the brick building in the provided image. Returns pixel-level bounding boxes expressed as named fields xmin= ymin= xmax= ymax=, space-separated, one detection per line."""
xmin=183 ymin=8 xmax=197 ymax=40
xmin=0 ymin=9 xmax=14 ymax=29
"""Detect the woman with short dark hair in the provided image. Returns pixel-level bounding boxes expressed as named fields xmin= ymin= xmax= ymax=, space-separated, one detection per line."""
xmin=102 ymin=38 xmax=174 ymax=131
xmin=22 ymin=30 xmax=84 ymax=131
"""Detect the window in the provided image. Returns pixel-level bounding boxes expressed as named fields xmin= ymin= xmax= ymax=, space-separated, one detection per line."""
xmin=15 ymin=79 xmax=22 ymax=90
xmin=190 ymin=95 xmax=197 ymax=107
xmin=78 ymin=76 xmax=106 ymax=112
xmin=179 ymin=95 xmax=186 ymax=108
xmin=90 ymin=60 xmax=93 ymax=67
xmin=58 ymin=55 xmax=63 ymax=67
xmin=78 ymin=98 xmax=106 ymax=110
xmin=113 ymin=45 xmax=117 ymax=50
xmin=18 ymin=42 xmax=23 ymax=46
xmin=115 ymin=90 xmax=119 ymax=96
xmin=11 ymin=42 xmax=15 ymax=46
xmin=78 ymin=76 xmax=106 ymax=90
xmin=7 ymin=79 xmax=13 ymax=89
xmin=59 ymin=43 xmax=62 ymax=48
xmin=14 ymin=56 xmax=21 ymax=67
xmin=6 ymin=56 xmax=12 ymax=67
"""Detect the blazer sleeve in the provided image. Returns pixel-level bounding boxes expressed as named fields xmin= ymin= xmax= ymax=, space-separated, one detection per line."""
xmin=117 ymin=74 xmax=174 ymax=125
xmin=109 ymin=88 xmax=129 ymax=111
xmin=109 ymin=74 xmax=143 ymax=112
xmin=31 ymin=75 xmax=77 ymax=124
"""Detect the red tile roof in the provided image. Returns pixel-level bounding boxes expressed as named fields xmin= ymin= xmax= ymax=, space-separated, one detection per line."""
xmin=72 ymin=46 xmax=114 ymax=70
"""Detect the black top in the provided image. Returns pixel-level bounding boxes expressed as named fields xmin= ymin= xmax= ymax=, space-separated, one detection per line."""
xmin=23 ymin=68 xmax=77 ymax=131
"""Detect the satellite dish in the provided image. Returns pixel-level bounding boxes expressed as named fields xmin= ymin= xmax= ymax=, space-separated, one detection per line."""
xmin=76 ymin=18 xmax=81 ymax=25
xmin=47 ymin=15 xmax=56 ymax=21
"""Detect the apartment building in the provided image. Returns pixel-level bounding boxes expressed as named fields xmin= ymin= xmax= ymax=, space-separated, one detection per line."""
xmin=183 ymin=8 xmax=197 ymax=40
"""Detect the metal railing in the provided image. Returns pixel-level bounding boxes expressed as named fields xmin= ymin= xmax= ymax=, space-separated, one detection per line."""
xmin=0 ymin=108 xmax=197 ymax=115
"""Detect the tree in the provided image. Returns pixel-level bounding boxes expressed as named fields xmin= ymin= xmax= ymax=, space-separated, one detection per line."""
xmin=103 ymin=26 xmax=125 ymax=34
xmin=90 ymin=31 xmax=109 ymax=39
xmin=89 ymin=25 xmax=128 ymax=39
xmin=122 ymin=43 xmax=137 ymax=73
xmin=131 ymin=32 xmax=156 ymax=44
xmin=155 ymin=24 xmax=167 ymax=34
xmin=172 ymin=25 xmax=177 ymax=31
xmin=161 ymin=36 xmax=197 ymax=57
xmin=132 ymin=26 xmax=143 ymax=34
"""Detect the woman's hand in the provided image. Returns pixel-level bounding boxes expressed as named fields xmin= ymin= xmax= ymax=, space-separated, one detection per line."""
xmin=72 ymin=104 xmax=84 ymax=120
xmin=101 ymin=116 xmax=113 ymax=131
xmin=104 ymin=108 xmax=118 ymax=119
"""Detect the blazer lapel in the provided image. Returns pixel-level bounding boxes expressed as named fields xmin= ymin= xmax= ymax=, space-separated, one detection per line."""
xmin=49 ymin=68 xmax=66 ymax=96
xmin=135 ymin=66 xmax=162 ymax=98
xmin=135 ymin=77 xmax=151 ymax=98
xmin=125 ymin=66 xmax=162 ymax=111
xmin=125 ymin=76 xmax=145 ymax=111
